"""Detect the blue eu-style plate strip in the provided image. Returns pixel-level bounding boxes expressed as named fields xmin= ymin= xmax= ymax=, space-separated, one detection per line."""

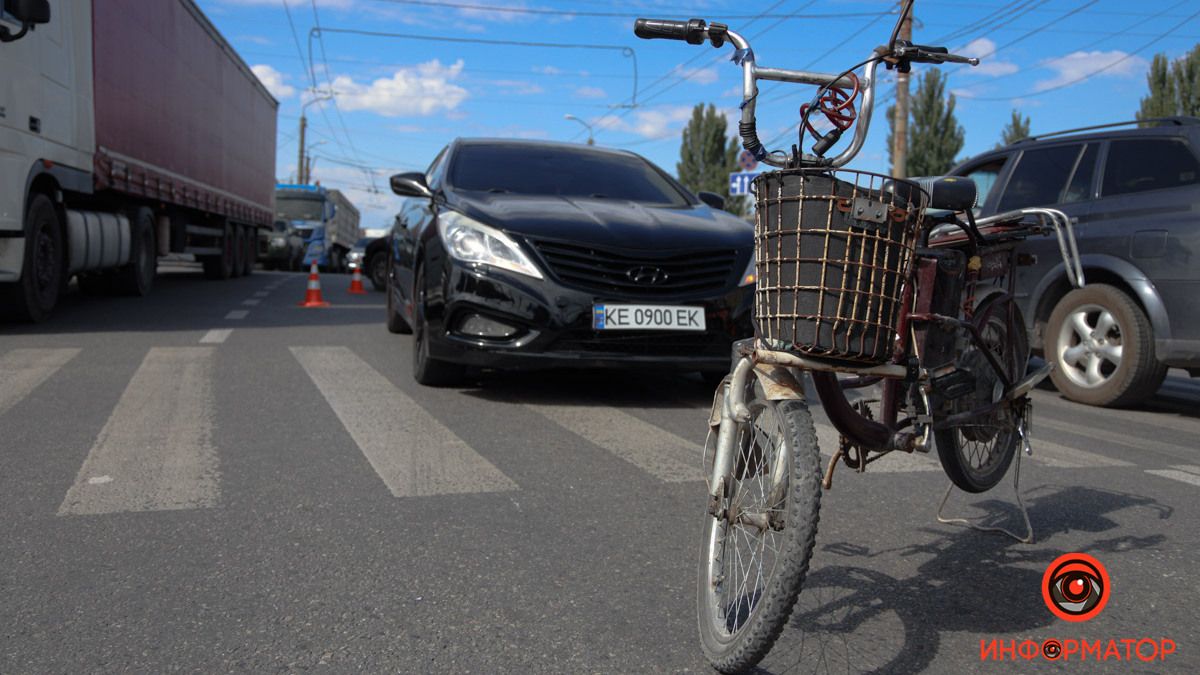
xmin=593 ymin=305 xmax=605 ymax=329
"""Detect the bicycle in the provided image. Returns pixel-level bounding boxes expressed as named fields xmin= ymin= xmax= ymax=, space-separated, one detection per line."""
xmin=634 ymin=3 xmax=1085 ymax=672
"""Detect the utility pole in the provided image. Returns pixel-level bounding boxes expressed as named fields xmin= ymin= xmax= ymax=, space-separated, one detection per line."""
xmin=891 ymin=1 xmax=913 ymax=179
xmin=564 ymin=114 xmax=595 ymax=145
xmin=297 ymin=115 xmax=307 ymax=184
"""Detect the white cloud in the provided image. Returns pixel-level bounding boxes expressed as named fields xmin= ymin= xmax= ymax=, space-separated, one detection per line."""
xmin=950 ymin=88 xmax=977 ymax=99
xmin=1034 ymin=50 xmax=1148 ymax=92
xmin=330 ymin=60 xmax=468 ymax=117
xmin=575 ymin=86 xmax=607 ymax=99
xmin=595 ymin=105 xmax=694 ymax=140
xmin=533 ymin=65 xmax=563 ymax=75
xmin=957 ymin=38 xmax=1018 ymax=77
xmin=251 ymin=64 xmax=295 ymax=99
xmin=673 ymin=65 xmax=720 ymax=85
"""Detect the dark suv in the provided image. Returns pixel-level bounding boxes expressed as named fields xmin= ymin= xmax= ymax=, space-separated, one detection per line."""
xmin=948 ymin=117 xmax=1200 ymax=407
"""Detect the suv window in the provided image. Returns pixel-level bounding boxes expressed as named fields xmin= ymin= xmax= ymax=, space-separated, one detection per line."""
xmin=1102 ymin=138 xmax=1200 ymax=197
xmin=1062 ymin=144 xmax=1098 ymax=204
xmin=997 ymin=144 xmax=1083 ymax=212
xmin=961 ymin=159 xmax=1007 ymax=211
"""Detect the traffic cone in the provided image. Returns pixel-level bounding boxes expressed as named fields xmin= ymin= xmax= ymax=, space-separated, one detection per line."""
xmin=298 ymin=261 xmax=330 ymax=307
xmin=347 ymin=266 xmax=368 ymax=294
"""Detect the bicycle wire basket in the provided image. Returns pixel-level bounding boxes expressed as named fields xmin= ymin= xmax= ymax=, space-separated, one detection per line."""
xmin=753 ymin=168 xmax=928 ymax=365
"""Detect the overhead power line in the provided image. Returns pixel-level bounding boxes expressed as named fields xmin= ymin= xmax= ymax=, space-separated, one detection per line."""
xmin=367 ymin=0 xmax=891 ymax=20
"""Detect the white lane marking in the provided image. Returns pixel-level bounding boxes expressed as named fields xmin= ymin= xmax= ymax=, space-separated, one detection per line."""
xmin=199 ymin=329 xmax=233 ymax=344
xmin=1032 ymin=390 xmax=1200 ymax=436
xmin=1145 ymin=469 xmax=1200 ymax=488
xmin=253 ymin=292 xmax=269 ymax=298
xmin=1035 ymin=416 xmax=1190 ymax=456
xmin=58 ymin=347 xmax=218 ymax=516
xmin=291 ymin=346 xmax=517 ymax=497
xmin=241 ymin=299 xmax=260 ymax=306
xmin=225 ymin=310 xmax=249 ymax=320
xmin=1028 ymin=439 xmax=1133 ymax=468
xmin=526 ymin=404 xmax=702 ymax=482
xmin=1171 ymin=464 xmax=1200 ymax=475
xmin=0 ymin=348 xmax=80 ymax=416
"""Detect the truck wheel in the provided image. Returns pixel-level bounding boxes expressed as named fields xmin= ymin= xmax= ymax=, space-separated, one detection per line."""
xmin=1 ymin=193 xmax=63 ymax=322
xmin=243 ymin=227 xmax=256 ymax=276
xmin=115 ymin=208 xmax=156 ymax=296
xmin=231 ymin=224 xmax=245 ymax=277
xmin=202 ymin=222 xmax=235 ymax=280
xmin=1046 ymin=284 xmax=1168 ymax=407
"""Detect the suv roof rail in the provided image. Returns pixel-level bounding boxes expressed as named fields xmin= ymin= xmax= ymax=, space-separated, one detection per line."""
xmin=1015 ymin=116 xmax=1200 ymax=144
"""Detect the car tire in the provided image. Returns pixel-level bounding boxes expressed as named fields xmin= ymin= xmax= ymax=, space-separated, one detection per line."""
xmin=369 ymin=253 xmax=387 ymax=292
xmin=114 ymin=208 xmax=156 ymax=296
xmin=386 ymin=272 xmax=412 ymax=335
xmin=0 ymin=193 xmax=63 ymax=322
xmin=243 ymin=226 xmax=256 ymax=276
xmin=412 ymin=265 xmax=463 ymax=386
xmin=1046 ymin=284 xmax=1167 ymax=407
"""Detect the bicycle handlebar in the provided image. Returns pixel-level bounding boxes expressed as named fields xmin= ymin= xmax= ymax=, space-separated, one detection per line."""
xmin=633 ymin=18 xmax=707 ymax=44
xmin=632 ymin=9 xmax=978 ymax=168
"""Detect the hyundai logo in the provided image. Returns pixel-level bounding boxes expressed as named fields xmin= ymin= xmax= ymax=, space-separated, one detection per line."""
xmin=626 ymin=265 xmax=669 ymax=285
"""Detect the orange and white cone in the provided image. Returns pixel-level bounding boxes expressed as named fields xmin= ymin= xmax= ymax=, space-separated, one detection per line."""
xmin=347 ymin=266 xmax=367 ymax=294
xmin=298 ymin=261 xmax=330 ymax=307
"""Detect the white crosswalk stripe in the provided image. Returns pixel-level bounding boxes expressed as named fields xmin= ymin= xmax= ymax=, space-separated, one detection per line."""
xmin=525 ymin=404 xmax=703 ymax=482
xmin=291 ymin=346 xmax=517 ymax=497
xmin=59 ymin=347 xmax=219 ymax=516
xmin=1146 ymin=466 xmax=1200 ymax=488
xmin=0 ymin=348 xmax=80 ymax=416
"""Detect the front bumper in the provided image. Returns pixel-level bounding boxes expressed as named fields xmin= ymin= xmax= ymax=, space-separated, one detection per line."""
xmin=422 ymin=260 xmax=754 ymax=372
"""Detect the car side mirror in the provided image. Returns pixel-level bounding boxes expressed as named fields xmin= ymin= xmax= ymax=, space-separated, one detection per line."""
xmin=390 ymin=172 xmax=433 ymax=199
xmin=6 ymin=0 xmax=50 ymax=23
xmin=698 ymin=191 xmax=726 ymax=211
xmin=0 ymin=0 xmax=50 ymax=42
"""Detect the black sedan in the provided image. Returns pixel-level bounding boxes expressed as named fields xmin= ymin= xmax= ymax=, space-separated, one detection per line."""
xmin=385 ymin=139 xmax=755 ymax=386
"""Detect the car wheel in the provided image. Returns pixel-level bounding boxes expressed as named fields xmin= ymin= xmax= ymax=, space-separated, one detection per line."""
xmin=386 ymin=271 xmax=412 ymax=335
xmin=1046 ymin=284 xmax=1167 ymax=407
xmin=369 ymin=253 xmax=387 ymax=292
xmin=412 ymin=265 xmax=463 ymax=386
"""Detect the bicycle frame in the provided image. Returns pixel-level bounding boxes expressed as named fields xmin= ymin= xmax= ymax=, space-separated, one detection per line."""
xmin=707 ymin=208 xmax=1081 ymax=502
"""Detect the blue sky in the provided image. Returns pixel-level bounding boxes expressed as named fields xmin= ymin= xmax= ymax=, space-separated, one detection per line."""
xmin=197 ymin=0 xmax=1200 ymax=230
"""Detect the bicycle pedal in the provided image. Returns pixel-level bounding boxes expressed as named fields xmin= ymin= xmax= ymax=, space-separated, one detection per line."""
xmin=931 ymin=369 xmax=975 ymax=400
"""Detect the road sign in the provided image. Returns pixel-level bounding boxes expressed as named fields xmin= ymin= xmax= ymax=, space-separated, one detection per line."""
xmin=737 ymin=149 xmax=759 ymax=172
xmin=729 ymin=172 xmax=757 ymax=196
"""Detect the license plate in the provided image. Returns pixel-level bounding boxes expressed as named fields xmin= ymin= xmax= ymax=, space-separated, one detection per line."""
xmin=592 ymin=304 xmax=706 ymax=331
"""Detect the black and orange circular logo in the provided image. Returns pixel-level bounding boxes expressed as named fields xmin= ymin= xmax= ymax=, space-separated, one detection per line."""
xmin=1042 ymin=553 xmax=1110 ymax=622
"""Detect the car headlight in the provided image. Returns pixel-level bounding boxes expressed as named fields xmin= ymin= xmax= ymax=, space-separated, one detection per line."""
xmin=738 ymin=253 xmax=756 ymax=286
xmin=347 ymin=251 xmax=363 ymax=262
xmin=271 ymin=236 xmax=286 ymax=246
xmin=438 ymin=211 xmax=543 ymax=279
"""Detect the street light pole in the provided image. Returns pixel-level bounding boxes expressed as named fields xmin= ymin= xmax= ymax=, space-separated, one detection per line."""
xmin=298 ymin=90 xmax=333 ymax=184
xmin=564 ymin=114 xmax=594 ymax=145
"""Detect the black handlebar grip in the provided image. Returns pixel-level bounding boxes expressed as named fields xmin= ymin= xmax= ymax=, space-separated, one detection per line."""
xmin=911 ymin=43 xmax=949 ymax=55
xmin=634 ymin=18 xmax=707 ymax=45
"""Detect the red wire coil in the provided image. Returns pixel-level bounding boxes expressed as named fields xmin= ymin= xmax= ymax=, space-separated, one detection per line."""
xmin=799 ymin=72 xmax=861 ymax=139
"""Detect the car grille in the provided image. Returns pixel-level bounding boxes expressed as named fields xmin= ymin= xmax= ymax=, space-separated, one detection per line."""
xmin=529 ymin=239 xmax=740 ymax=297
xmin=550 ymin=330 xmax=730 ymax=358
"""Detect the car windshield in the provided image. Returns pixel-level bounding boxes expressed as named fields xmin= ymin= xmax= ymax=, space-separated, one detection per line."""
xmin=448 ymin=144 xmax=692 ymax=207
xmin=277 ymin=195 xmax=326 ymax=221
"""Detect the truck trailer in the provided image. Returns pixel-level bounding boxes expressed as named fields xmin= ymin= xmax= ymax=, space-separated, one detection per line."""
xmin=0 ymin=0 xmax=277 ymax=321
xmin=275 ymin=185 xmax=360 ymax=273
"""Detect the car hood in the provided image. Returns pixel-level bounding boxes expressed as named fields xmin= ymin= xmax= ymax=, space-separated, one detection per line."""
xmin=448 ymin=192 xmax=751 ymax=251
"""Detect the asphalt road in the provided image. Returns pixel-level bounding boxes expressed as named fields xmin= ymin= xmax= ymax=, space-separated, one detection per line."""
xmin=2 ymin=266 xmax=1199 ymax=673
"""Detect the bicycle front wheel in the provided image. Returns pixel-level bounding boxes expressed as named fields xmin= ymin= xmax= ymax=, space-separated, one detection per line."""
xmin=697 ymin=393 xmax=822 ymax=673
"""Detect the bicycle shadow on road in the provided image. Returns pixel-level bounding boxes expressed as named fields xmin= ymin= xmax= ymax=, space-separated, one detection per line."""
xmin=753 ymin=484 xmax=1172 ymax=674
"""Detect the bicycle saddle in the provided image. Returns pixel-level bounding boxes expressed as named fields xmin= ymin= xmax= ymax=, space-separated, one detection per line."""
xmin=913 ymin=176 xmax=977 ymax=212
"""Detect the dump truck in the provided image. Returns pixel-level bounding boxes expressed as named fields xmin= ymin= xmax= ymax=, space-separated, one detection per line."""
xmin=0 ymin=0 xmax=277 ymax=321
xmin=275 ymin=185 xmax=360 ymax=273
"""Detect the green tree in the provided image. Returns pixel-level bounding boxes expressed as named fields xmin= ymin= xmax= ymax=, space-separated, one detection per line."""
xmin=886 ymin=69 xmax=965 ymax=177
xmin=1138 ymin=45 xmax=1200 ymax=120
xmin=998 ymin=109 xmax=1031 ymax=147
xmin=676 ymin=103 xmax=749 ymax=216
